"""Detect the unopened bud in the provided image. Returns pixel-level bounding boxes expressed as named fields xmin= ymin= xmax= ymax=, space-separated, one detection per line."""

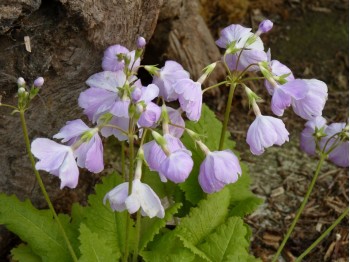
xmin=136 ymin=103 xmax=145 ymax=114
xmin=17 ymin=77 xmax=25 ymax=86
xmin=257 ymin=20 xmax=273 ymax=35
xmin=34 ymin=77 xmax=44 ymax=87
xmin=18 ymin=87 xmax=26 ymax=94
xmin=136 ymin=36 xmax=146 ymax=49
xmin=144 ymin=65 xmax=160 ymax=76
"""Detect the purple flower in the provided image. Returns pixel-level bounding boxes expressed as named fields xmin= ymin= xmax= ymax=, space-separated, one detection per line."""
xmin=31 ymin=138 xmax=79 ymax=189
xmin=247 ymin=115 xmax=289 ymax=155
xmin=270 ymin=79 xmax=308 ymax=116
xmin=99 ymin=116 xmax=129 ymax=141
xmin=199 ymin=150 xmax=241 ymax=193
xmin=33 ymin=77 xmax=44 ymax=87
xmin=300 ymin=116 xmax=327 ymax=156
xmin=110 ymin=99 xmax=130 ymax=118
xmin=152 ymin=60 xmax=190 ymax=101
xmin=159 ymin=149 xmax=193 ymax=183
xmin=79 ymin=71 xmax=127 ymax=122
xmin=323 ymin=123 xmax=349 ymax=167
xmin=138 ymin=102 xmax=161 ymax=128
xmin=216 ymin=24 xmax=267 ymax=71
xmin=257 ymin=20 xmax=273 ymax=35
xmin=167 ymin=107 xmax=185 ymax=138
xmin=53 ymin=119 xmax=104 ymax=173
xmin=137 ymin=36 xmax=146 ymax=48
xmin=264 ymin=59 xmax=294 ymax=95
xmin=292 ymin=79 xmax=328 ymax=120
xmin=102 ymin=44 xmax=140 ymax=72
xmin=174 ymin=79 xmax=202 ymax=121
xmin=104 ymin=179 xmax=165 ymax=218
xmin=143 ymin=134 xmax=186 ymax=182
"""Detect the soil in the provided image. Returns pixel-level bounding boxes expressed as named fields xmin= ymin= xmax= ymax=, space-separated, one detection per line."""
xmin=201 ymin=0 xmax=349 ymax=261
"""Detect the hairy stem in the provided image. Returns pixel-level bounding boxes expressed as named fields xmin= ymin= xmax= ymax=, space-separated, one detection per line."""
xmin=272 ymin=153 xmax=327 ymax=262
xmin=19 ymin=110 xmax=78 ymax=262
xmin=296 ymin=207 xmax=349 ymax=261
xmin=219 ymin=82 xmax=236 ymax=150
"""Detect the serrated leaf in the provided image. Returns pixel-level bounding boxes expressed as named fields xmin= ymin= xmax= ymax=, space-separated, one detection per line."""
xmin=141 ymin=230 xmax=195 ymax=262
xmin=180 ymin=104 xmax=235 ymax=204
xmin=139 ymin=203 xmax=182 ymax=251
xmin=78 ymin=223 xmax=117 ymax=262
xmin=176 ymin=188 xmax=230 ymax=245
xmin=11 ymin=244 xmax=41 ymax=262
xmin=229 ymin=196 xmax=263 ymax=217
xmin=198 ymin=217 xmax=252 ymax=261
xmin=177 ymin=235 xmax=211 ymax=261
xmin=82 ymin=173 xmax=135 ymax=257
xmin=0 ymin=194 xmax=78 ymax=262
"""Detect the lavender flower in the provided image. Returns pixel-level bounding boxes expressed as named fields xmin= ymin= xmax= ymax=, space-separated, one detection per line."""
xmin=247 ymin=110 xmax=289 ymax=155
xmin=323 ymin=123 xmax=349 ymax=167
xmin=199 ymin=150 xmax=242 ymax=193
xmin=167 ymin=107 xmax=185 ymax=138
xmin=152 ymin=60 xmax=190 ymax=101
xmin=53 ymin=119 xmax=104 ymax=173
xmin=137 ymin=36 xmax=146 ymax=48
xmin=79 ymin=71 xmax=126 ymax=122
xmin=292 ymin=79 xmax=328 ymax=120
xmin=99 ymin=116 xmax=129 ymax=141
xmin=31 ymin=138 xmax=79 ymax=189
xmin=216 ymin=24 xmax=267 ymax=71
xmin=138 ymin=102 xmax=161 ymax=127
xmin=270 ymin=79 xmax=308 ymax=116
xmin=300 ymin=116 xmax=327 ymax=156
xmin=174 ymin=79 xmax=202 ymax=121
xmin=264 ymin=59 xmax=294 ymax=95
xmin=143 ymin=134 xmax=189 ymax=182
xmin=159 ymin=149 xmax=193 ymax=183
xmin=104 ymin=179 xmax=165 ymax=218
xmin=102 ymin=44 xmax=140 ymax=72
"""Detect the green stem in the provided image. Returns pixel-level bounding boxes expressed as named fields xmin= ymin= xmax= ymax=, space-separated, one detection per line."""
xmin=218 ymin=82 xmax=236 ymax=150
xmin=19 ymin=110 xmax=78 ymax=262
xmin=121 ymin=142 xmax=126 ymax=180
xmin=272 ymin=153 xmax=327 ymax=262
xmin=132 ymin=210 xmax=142 ymax=262
xmin=0 ymin=103 xmax=18 ymax=110
xmin=296 ymin=207 xmax=349 ymax=262
xmin=123 ymin=121 xmax=135 ymax=262
xmin=239 ymin=76 xmax=266 ymax=82
xmin=202 ymin=81 xmax=228 ymax=93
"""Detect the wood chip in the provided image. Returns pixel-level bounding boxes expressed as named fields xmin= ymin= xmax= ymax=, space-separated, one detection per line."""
xmin=24 ymin=36 xmax=31 ymax=52
xmin=271 ymin=186 xmax=285 ymax=197
xmin=316 ymin=222 xmax=323 ymax=232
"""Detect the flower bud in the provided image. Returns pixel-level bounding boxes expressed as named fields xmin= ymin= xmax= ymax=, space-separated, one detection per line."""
xmin=257 ymin=20 xmax=273 ymax=35
xmin=17 ymin=77 xmax=25 ymax=86
xmin=136 ymin=36 xmax=146 ymax=49
xmin=18 ymin=87 xmax=26 ymax=94
xmin=34 ymin=77 xmax=44 ymax=87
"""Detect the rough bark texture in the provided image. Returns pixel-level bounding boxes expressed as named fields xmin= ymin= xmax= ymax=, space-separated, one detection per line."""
xmin=144 ymin=0 xmax=225 ymax=87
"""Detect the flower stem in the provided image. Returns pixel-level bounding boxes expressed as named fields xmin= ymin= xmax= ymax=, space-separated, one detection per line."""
xmin=202 ymin=81 xmax=228 ymax=94
xmin=272 ymin=153 xmax=327 ymax=262
xmin=121 ymin=141 xmax=126 ymax=179
xmin=19 ymin=110 xmax=78 ymax=262
xmin=132 ymin=210 xmax=142 ymax=262
xmin=219 ymin=82 xmax=236 ymax=150
xmin=296 ymin=207 xmax=349 ymax=262
xmin=0 ymin=103 xmax=18 ymax=110
xmin=123 ymin=121 xmax=135 ymax=262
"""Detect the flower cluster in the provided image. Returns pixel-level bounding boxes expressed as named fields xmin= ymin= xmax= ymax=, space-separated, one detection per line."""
xmin=30 ymin=37 xmax=242 ymax=218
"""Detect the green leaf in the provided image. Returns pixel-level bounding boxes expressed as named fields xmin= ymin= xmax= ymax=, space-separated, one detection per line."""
xmin=180 ymin=104 xmax=235 ymax=204
xmin=140 ymin=231 xmax=195 ymax=262
xmin=78 ymin=223 xmax=117 ymax=262
xmin=81 ymin=173 xmax=135 ymax=257
xmin=0 ymin=194 xmax=77 ymax=262
xmin=176 ymin=188 xmax=230 ymax=245
xmin=139 ymin=203 xmax=182 ymax=251
xmin=11 ymin=244 xmax=41 ymax=262
xmin=229 ymin=196 xmax=263 ymax=217
xmin=198 ymin=217 xmax=253 ymax=261
xmin=177 ymin=235 xmax=211 ymax=261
